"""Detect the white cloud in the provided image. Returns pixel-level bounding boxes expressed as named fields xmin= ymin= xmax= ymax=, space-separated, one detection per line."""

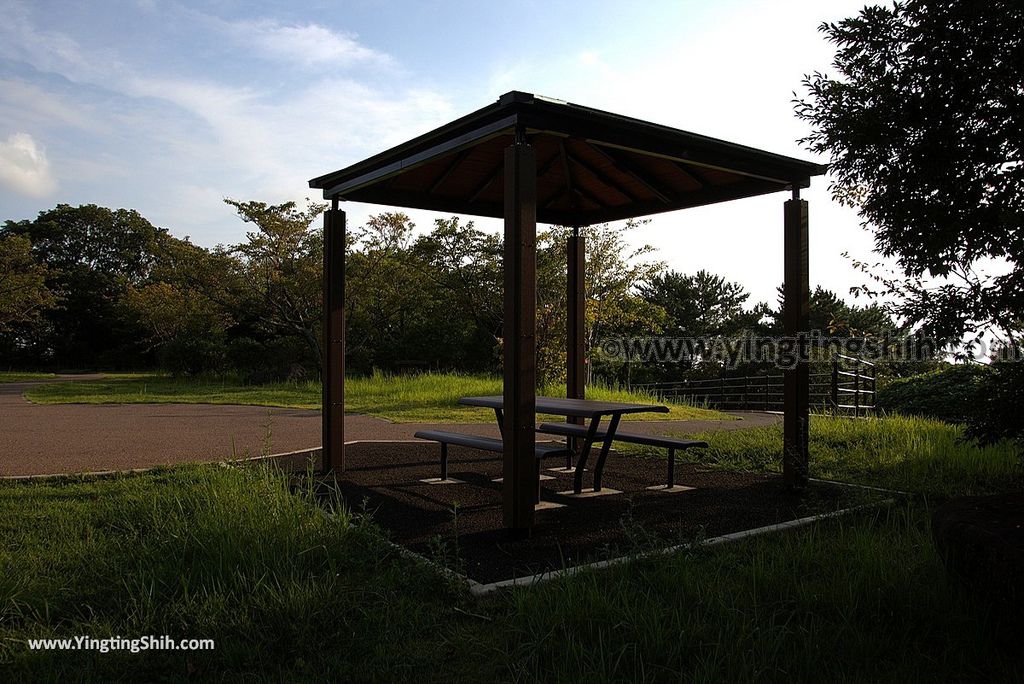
xmin=0 ymin=133 xmax=57 ymax=198
xmin=231 ymin=20 xmax=391 ymax=68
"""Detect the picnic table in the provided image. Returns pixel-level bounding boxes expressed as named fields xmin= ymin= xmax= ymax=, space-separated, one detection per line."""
xmin=458 ymin=395 xmax=669 ymax=494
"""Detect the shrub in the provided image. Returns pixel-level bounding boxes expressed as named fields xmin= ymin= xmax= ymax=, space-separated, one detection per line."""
xmin=158 ymin=336 xmax=227 ymax=376
xmin=965 ymin=362 xmax=1024 ymax=451
xmin=876 ymin=364 xmax=990 ymax=423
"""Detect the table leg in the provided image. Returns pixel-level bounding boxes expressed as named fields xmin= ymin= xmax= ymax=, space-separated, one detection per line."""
xmin=572 ymin=416 xmax=602 ymax=494
xmin=592 ymin=413 xmax=621 ymax=492
xmin=494 ymin=408 xmax=504 ymax=438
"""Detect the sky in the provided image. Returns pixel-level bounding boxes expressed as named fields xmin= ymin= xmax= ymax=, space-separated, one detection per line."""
xmin=0 ymin=0 xmax=883 ymax=308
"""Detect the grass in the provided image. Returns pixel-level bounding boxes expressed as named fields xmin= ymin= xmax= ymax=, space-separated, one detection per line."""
xmin=23 ymin=371 xmax=730 ymax=423
xmin=4 ymin=385 xmax=1022 ymax=679
xmin=0 ymin=465 xmax=497 ymax=681
xmin=1 ymin=460 xmax=1020 ymax=680
xmin=660 ymin=413 xmax=1021 ymax=498
xmin=0 ymin=371 xmax=55 ymax=383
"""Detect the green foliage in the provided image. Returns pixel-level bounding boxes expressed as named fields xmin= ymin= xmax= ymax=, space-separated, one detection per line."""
xmin=770 ymin=284 xmax=898 ymax=338
xmin=158 ymin=336 xmax=228 ymax=377
xmin=965 ymin=362 xmax=1024 ymax=450
xmin=0 ymin=235 xmax=57 ymax=333
xmin=640 ymin=269 xmax=764 ymax=338
xmin=876 ymin=364 xmax=990 ymax=423
xmin=0 ymin=200 xmax=905 ymax=385
xmin=1 ymin=204 xmax=166 ymax=368
xmin=537 ymin=221 xmax=667 ymax=385
xmin=796 ymin=0 xmax=1024 ymax=349
xmin=223 ymin=198 xmax=326 ymax=375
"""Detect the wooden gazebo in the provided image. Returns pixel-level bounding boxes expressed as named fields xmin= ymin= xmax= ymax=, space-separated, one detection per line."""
xmin=309 ymin=91 xmax=826 ymax=533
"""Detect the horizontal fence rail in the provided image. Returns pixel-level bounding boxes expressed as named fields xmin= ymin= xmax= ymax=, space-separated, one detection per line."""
xmin=632 ymin=354 xmax=876 ymax=416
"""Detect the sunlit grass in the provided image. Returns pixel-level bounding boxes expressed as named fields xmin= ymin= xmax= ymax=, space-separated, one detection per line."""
xmin=640 ymin=413 xmax=1022 ymax=497
xmin=0 ymin=371 xmax=55 ymax=383
xmin=24 ymin=371 xmax=731 ymax=423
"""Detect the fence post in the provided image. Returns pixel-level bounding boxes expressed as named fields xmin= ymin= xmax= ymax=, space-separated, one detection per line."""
xmin=830 ymin=356 xmax=839 ymax=415
xmin=719 ymin=376 xmax=725 ymax=408
xmin=742 ymin=375 xmax=749 ymax=410
xmin=854 ymin=365 xmax=861 ymax=418
xmin=870 ymin=364 xmax=877 ymax=412
xmin=764 ymin=374 xmax=770 ymax=411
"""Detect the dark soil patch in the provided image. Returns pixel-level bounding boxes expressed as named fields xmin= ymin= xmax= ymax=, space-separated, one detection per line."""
xmin=299 ymin=442 xmax=872 ymax=584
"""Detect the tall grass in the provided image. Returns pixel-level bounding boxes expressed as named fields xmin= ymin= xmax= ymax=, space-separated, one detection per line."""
xmin=496 ymin=504 xmax=1020 ymax=682
xmin=24 ymin=371 xmax=728 ymax=423
xmin=2 ymin=421 xmax=1022 ymax=679
xmin=0 ymin=465 xmax=492 ymax=680
xmin=2 ymin=467 xmax=1020 ymax=681
xmin=649 ymin=413 xmax=1021 ymax=497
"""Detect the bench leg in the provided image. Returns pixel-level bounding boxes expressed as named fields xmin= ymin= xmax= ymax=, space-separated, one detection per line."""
xmin=440 ymin=443 xmax=448 ymax=481
xmin=667 ymin=447 xmax=675 ymax=488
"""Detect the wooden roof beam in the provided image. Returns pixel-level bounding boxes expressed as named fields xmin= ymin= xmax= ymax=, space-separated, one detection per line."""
xmin=672 ymin=161 xmax=709 ymax=189
xmin=585 ymin=142 xmax=672 ymax=204
xmin=564 ymin=148 xmax=642 ymax=202
xmin=428 ymin=149 xmax=473 ymax=194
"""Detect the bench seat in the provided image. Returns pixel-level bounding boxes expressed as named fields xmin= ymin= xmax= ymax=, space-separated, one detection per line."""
xmin=536 ymin=422 xmax=708 ymax=488
xmin=413 ymin=429 xmax=570 ymax=481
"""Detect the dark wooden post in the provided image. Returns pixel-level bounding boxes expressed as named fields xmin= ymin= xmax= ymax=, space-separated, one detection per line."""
xmin=566 ymin=227 xmax=586 ymax=402
xmin=502 ymin=129 xmax=537 ymax=532
xmin=322 ymin=202 xmax=346 ymax=472
xmin=565 ymin=227 xmax=586 ymax=468
xmin=783 ymin=192 xmax=810 ymax=488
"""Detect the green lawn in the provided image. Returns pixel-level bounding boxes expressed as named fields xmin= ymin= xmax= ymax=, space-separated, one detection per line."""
xmin=23 ymin=372 xmax=731 ymax=423
xmin=1 ymin=416 xmax=1021 ymax=680
xmin=0 ymin=371 xmax=55 ymax=383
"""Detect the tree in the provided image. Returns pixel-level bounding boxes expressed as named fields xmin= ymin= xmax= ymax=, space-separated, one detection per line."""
xmin=795 ymin=0 xmax=1024 ymax=354
xmin=223 ymin=199 xmax=326 ymax=375
xmin=1 ymin=204 xmax=165 ymax=367
xmin=535 ymin=220 xmax=666 ymax=385
xmin=0 ymin=235 xmax=58 ymax=333
xmin=412 ymin=216 xmax=503 ymax=344
xmin=639 ymin=270 xmax=765 ymax=338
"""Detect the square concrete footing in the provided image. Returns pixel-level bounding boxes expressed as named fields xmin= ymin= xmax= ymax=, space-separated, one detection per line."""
xmin=556 ymin=488 xmax=622 ymax=498
xmin=645 ymin=484 xmax=696 ymax=493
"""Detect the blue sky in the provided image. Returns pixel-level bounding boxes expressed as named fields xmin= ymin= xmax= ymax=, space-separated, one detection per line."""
xmin=0 ymin=0 xmax=878 ymax=306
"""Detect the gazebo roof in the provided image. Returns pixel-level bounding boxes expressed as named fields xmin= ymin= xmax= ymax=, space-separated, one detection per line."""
xmin=309 ymin=91 xmax=826 ymax=226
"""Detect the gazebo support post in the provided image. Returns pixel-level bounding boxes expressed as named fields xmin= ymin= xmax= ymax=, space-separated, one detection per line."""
xmin=565 ymin=227 xmax=586 ymax=465
xmin=322 ymin=200 xmax=346 ymax=473
xmin=502 ymin=129 xmax=537 ymax=531
xmin=782 ymin=191 xmax=809 ymax=488
xmin=566 ymin=227 xmax=586 ymax=400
